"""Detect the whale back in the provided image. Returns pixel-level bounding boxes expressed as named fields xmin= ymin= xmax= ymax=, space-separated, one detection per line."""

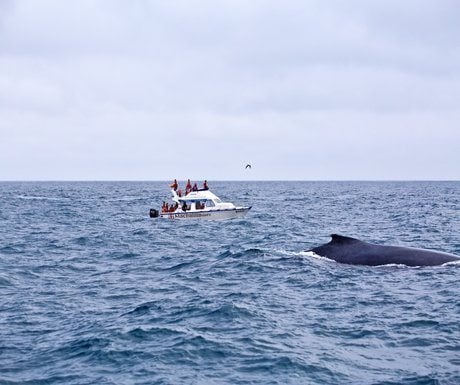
xmin=329 ymin=234 xmax=362 ymax=244
xmin=310 ymin=234 xmax=460 ymax=266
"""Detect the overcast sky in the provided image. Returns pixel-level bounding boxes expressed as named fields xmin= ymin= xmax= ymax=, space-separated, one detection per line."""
xmin=1 ymin=0 xmax=459 ymax=181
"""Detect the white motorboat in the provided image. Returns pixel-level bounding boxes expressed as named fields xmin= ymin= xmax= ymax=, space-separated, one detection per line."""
xmin=150 ymin=188 xmax=251 ymax=220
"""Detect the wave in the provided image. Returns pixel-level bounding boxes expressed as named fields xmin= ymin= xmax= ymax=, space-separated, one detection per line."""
xmin=123 ymin=326 xmax=185 ymax=341
xmin=107 ymin=251 xmax=140 ymax=260
xmin=123 ymin=301 xmax=162 ymax=316
xmin=216 ymin=248 xmax=266 ymax=260
xmin=205 ymin=303 xmax=254 ymax=321
xmin=0 ymin=245 xmax=23 ymax=255
xmin=16 ymin=195 xmax=70 ymax=201
xmin=0 ymin=374 xmax=82 ymax=384
xmin=52 ymin=337 xmax=111 ymax=359
xmin=160 ymin=260 xmax=196 ymax=271
xmin=0 ymin=275 xmax=13 ymax=286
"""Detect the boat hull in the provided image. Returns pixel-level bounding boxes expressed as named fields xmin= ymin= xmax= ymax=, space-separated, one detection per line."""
xmin=160 ymin=207 xmax=251 ymax=220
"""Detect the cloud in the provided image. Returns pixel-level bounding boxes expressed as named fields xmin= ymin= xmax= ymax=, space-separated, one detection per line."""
xmin=0 ymin=0 xmax=459 ymax=180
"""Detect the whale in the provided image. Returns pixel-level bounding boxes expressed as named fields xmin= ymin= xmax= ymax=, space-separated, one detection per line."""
xmin=309 ymin=234 xmax=460 ymax=267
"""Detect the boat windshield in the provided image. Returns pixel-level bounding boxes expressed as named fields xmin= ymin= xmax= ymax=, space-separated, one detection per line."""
xmin=205 ymin=200 xmax=215 ymax=207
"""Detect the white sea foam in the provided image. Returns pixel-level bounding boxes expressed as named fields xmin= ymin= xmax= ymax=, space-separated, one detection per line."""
xmin=442 ymin=260 xmax=460 ymax=266
xmin=298 ymin=250 xmax=336 ymax=263
xmin=272 ymin=249 xmax=304 ymax=257
xmin=269 ymin=249 xmax=336 ymax=263
xmin=374 ymin=263 xmax=417 ymax=268
xmin=16 ymin=195 xmax=69 ymax=201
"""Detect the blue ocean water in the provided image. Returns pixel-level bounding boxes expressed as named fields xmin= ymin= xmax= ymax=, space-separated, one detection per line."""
xmin=0 ymin=181 xmax=459 ymax=385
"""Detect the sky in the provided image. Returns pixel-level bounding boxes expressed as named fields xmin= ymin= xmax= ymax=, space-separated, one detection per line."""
xmin=0 ymin=0 xmax=459 ymax=181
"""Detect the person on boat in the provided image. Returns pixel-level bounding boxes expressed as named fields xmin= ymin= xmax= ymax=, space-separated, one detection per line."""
xmin=170 ymin=179 xmax=178 ymax=190
xmin=177 ymin=189 xmax=182 ymax=197
xmin=192 ymin=183 xmax=198 ymax=191
xmin=203 ymin=180 xmax=208 ymax=190
xmin=186 ymin=179 xmax=192 ymax=194
xmin=182 ymin=202 xmax=188 ymax=211
xmin=161 ymin=201 xmax=166 ymax=213
xmin=165 ymin=202 xmax=169 ymax=212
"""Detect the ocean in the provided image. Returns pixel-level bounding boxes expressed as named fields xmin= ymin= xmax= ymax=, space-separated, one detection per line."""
xmin=0 ymin=181 xmax=459 ymax=385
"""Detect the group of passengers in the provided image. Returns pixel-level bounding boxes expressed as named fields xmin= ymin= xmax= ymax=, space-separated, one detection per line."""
xmin=161 ymin=201 xmax=179 ymax=213
xmin=170 ymin=179 xmax=209 ymax=197
xmin=161 ymin=200 xmax=205 ymax=214
xmin=162 ymin=179 xmax=209 ymax=213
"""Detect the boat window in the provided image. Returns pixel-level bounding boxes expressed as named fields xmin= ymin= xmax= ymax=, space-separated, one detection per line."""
xmin=205 ymin=200 xmax=215 ymax=207
xmin=214 ymin=198 xmax=221 ymax=203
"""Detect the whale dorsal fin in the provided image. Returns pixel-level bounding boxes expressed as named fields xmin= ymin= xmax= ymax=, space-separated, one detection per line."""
xmin=330 ymin=234 xmax=360 ymax=244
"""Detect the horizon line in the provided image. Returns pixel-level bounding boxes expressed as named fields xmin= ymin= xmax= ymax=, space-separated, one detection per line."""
xmin=0 ymin=179 xmax=459 ymax=183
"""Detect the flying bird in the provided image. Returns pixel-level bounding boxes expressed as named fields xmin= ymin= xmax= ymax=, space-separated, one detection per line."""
xmin=245 ymin=164 xmax=252 ymax=169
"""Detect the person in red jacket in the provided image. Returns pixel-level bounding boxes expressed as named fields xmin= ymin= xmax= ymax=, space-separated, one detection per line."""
xmin=170 ymin=179 xmax=178 ymax=190
xmin=186 ymin=179 xmax=192 ymax=195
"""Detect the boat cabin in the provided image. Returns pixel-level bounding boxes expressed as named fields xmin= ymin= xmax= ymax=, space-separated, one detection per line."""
xmin=171 ymin=189 xmax=233 ymax=212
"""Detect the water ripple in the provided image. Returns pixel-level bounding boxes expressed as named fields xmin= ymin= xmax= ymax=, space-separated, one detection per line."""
xmin=0 ymin=181 xmax=459 ymax=385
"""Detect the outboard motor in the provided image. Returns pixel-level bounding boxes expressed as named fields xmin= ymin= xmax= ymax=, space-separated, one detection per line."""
xmin=149 ymin=208 xmax=159 ymax=218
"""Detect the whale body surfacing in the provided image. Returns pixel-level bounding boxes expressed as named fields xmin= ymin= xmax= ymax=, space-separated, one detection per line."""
xmin=309 ymin=234 xmax=460 ymax=267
